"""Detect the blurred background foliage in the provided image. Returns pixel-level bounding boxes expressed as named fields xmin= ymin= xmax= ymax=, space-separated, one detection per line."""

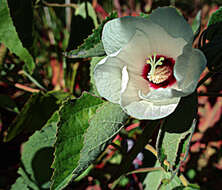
xmin=0 ymin=0 xmax=222 ymax=189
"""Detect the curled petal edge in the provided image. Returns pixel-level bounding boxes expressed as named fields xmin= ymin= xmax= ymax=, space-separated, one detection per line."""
xmin=120 ymin=98 xmax=180 ymax=120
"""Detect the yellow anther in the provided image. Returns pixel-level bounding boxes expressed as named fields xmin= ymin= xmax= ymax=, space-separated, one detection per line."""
xmin=146 ymin=53 xmax=165 ymax=83
xmin=146 ymin=60 xmax=151 ymax=64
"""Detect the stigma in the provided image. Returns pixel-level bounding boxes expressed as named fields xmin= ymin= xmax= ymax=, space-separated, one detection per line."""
xmin=146 ymin=53 xmax=168 ymax=84
xmin=142 ymin=54 xmax=176 ymax=89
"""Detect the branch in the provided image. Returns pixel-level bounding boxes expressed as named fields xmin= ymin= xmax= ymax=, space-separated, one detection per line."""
xmin=15 ymin=83 xmax=40 ymax=93
xmin=197 ymin=71 xmax=215 ymax=88
xmin=109 ymin=120 xmax=160 ymax=182
xmin=126 ymin=167 xmax=163 ymax=175
xmin=42 ymin=0 xmax=77 ymax=9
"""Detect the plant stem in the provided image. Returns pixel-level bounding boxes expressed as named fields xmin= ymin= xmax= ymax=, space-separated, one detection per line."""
xmin=15 ymin=83 xmax=40 ymax=93
xmin=70 ymin=63 xmax=79 ymax=94
xmin=42 ymin=0 xmax=77 ymax=9
xmin=109 ymin=120 xmax=160 ymax=182
xmin=145 ymin=144 xmax=189 ymax=187
xmin=0 ymin=44 xmax=7 ymax=65
xmin=145 ymin=144 xmax=170 ymax=167
xmin=197 ymin=65 xmax=222 ymax=88
xmin=179 ymin=175 xmax=189 ymax=186
xmin=126 ymin=167 xmax=163 ymax=175
xmin=20 ymin=70 xmax=46 ymax=91
xmin=197 ymin=71 xmax=215 ymax=88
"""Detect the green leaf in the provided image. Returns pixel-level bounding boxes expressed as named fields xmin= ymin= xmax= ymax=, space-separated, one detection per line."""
xmin=7 ymin=0 xmax=34 ymax=51
xmin=191 ymin=12 xmax=200 ymax=33
xmin=208 ymin=7 xmax=222 ymax=26
xmin=65 ymin=12 xmax=117 ymax=58
xmin=156 ymin=92 xmax=197 ymax=171
xmin=75 ymin=2 xmax=98 ymax=28
xmin=51 ymin=92 xmax=128 ymax=190
xmin=89 ymin=56 xmax=105 ymax=96
xmin=4 ymin=91 xmax=70 ymax=142
xmin=10 ymin=112 xmax=60 ymax=190
xmin=65 ymin=42 xmax=105 ymax=58
xmin=143 ymin=161 xmax=182 ymax=190
xmin=140 ymin=12 xmax=149 ymax=18
xmin=16 ymin=168 xmax=39 ymax=190
xmin=0 ymin=0 xmax=35 ymax=73
xmin=11 ymin=177 xmax=30 ymax=190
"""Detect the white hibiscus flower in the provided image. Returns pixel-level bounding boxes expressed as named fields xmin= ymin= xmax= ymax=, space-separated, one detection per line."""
xmin=94 ymin=7 xmax=206 ymax=120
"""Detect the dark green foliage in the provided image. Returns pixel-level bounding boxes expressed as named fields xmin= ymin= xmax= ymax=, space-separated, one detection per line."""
xmin=65 ymin=12 xmax=117 ymax=58
xmin=7 ymin=0 xmax=34 ymax=51
xmin=10 ymin=112 xmax=59 ymax=190
xmin=4 ymin=91 xmax=70 ymax=142
xmin=0 ymin=0 xmax=35 ymax=73
xmin=208 ymin=7 xmax=222 ymax=26
xmin=156 ymin=92 xmax=197 ymax=171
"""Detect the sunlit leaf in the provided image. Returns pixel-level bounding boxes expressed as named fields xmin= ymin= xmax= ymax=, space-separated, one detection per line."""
xmin=51 ymin=92 xmax=128 ymax=190
xmin=89 ymin=56 xmax=105 ymax=96
xmin=10 ymin=112 xmax=59 ymax=190
xmin=7 ymin=0 xmax=34 ymax=51
xmin=11 ymin=177 xmax=29 ymax=190
xmin=75 ymin=2 xmax=98 ymax=28
xmin=208 ymin=7 xmax=222 ymax=26
xmin=0 ymin=0 xmax=35 ymax=73
xmin=156 ymin=92 xmax=197 ymax=171
xmin=143 ymin=161 xmax=182 ymax=190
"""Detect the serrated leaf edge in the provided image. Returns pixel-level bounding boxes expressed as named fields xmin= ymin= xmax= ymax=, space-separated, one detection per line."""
xmin=50 ymin=92 xmax=105 ymax=190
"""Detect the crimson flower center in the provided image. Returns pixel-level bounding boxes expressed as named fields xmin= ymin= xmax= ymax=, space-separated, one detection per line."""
xmin=142 ymin=54 xmax=176 ymax=89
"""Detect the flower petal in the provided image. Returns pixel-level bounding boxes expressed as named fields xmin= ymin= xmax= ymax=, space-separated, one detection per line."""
xmin=138 ymin=86 xmax=181 ymax=104
xmin=149 ymin=7 xmax=193 ymax=42
xmin=102 ymin=15 xmax=186 ymax=58
xmin=120 ymin=69 xmax=150 ymax=108
xmin=122 ymin=99 xmax=180 ymax=120
xmin=102 ymin=16 xmax=148 ymax=55
xmin=117 ymin=30 xmax=152 ymax=75
xmin=120 ymin=66 xmax=180 ymax=119
xmin=174 ymin=44 xmax=207 ymax=95
xmin=94 ymin=29 xmax=153 ymax=103
xmin=93 ymin=51 xmax=123 ymax=103
xmin=120 ymin=72 xmax=180 ymax=119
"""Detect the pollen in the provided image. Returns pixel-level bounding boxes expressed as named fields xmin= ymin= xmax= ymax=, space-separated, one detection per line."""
xmin=147 ymin=66 xmax=172 ymax=84
xmin=142 ymin=54 xmax=176 ymax=89
xmin=146 ymin=53 xmax=168 ymax=84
